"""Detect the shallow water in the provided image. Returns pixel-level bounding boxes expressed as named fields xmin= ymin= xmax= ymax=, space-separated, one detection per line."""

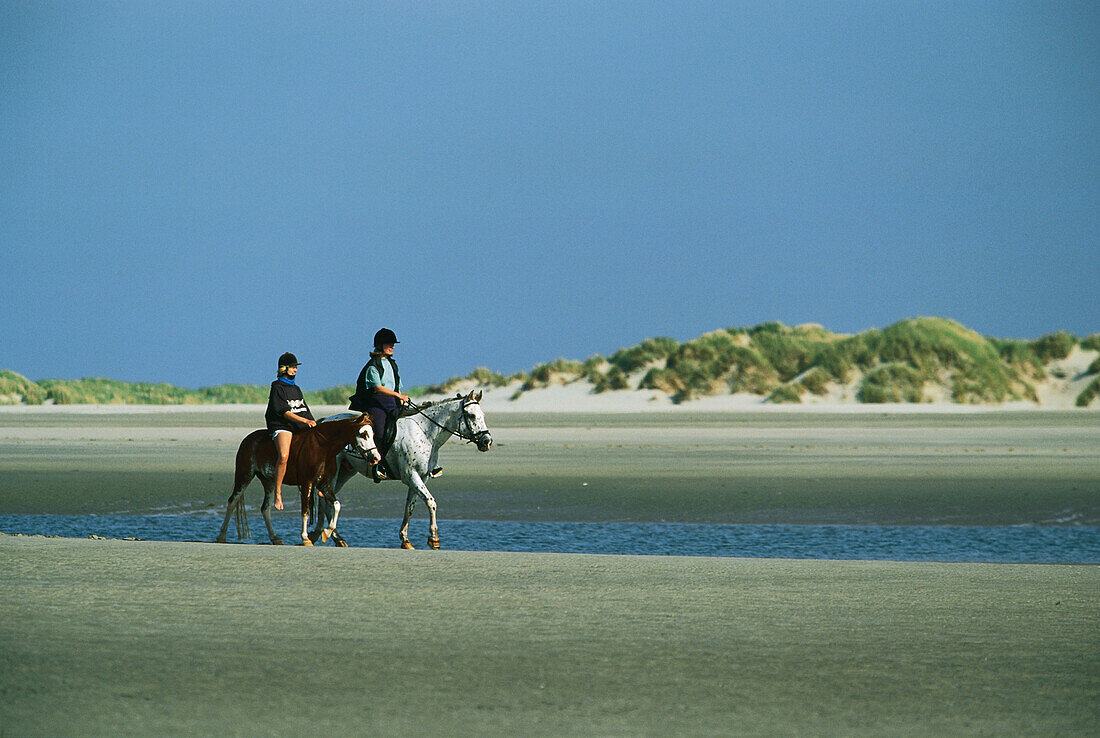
xmin=2 ymin=514 xmax=1098 ymax=563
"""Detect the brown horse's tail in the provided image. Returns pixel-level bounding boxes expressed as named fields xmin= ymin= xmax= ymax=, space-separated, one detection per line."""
xmin=232 ymin=432 xmax=262 ymax=540
xmin=235 ymin=499 xmax=251 ymax=540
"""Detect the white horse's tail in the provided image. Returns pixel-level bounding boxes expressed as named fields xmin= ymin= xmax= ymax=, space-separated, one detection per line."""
xmin=235 ymin=500 xmax=251 ymax=540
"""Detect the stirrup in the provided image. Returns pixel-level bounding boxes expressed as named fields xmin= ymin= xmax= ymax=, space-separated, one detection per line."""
xmin=429 ymin=467 xmax=443 ymax=479
xmin=372 ymin=464 xmax=387 ymax=483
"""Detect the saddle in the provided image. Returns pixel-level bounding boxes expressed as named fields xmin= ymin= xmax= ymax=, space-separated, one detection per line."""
xmin=377 ymin=413 xmax=398 ymax=465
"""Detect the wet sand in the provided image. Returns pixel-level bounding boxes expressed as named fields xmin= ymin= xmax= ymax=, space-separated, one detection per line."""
xmin=0 ymin=408 xmax=1097 ymax=526
xmin=1 ymin=535 xmax=1096 ymax=735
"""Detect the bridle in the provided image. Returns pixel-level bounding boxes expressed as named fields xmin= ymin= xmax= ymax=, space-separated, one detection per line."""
xmin=343 ymin=418 xmax=380 ymax=461
xmin=406 ymin=398 xmax=491 ymax=446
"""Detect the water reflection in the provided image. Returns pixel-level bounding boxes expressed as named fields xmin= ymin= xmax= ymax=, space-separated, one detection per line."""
xmin=2 ymin=514 xmax=1098 ymax=563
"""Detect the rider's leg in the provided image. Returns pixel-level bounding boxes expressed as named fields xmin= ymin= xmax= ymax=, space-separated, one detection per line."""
xmin=428 ymin=448 xmax=443 ymax=478
xmin=272 ymin=430 xmax=292 ymax=510
xmin=368 ymin=407 xmax=389 ymax=480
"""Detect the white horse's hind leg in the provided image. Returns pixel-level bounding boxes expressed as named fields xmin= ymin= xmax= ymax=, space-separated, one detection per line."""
xmin=320 ymin=499 xmax=340 ymax=543
xmin=399 ymin=487 xmax=417 ymax=549
xmin=308 ymin=487 xmax=332 ymax=544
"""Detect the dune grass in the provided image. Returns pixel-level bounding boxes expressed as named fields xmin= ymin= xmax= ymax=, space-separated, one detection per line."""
xmin=1 ymin=375 xmax=414 ymax=407
xmin=1077 ymin=376 xmax=1100 ymax=408
xmin=624 ymin=317 xmax=1072 ymax=405
xmin=423 ymin=366 xmax=516 ymax=395
xmin=38 ymin=377 xmax=203 ymax=405
xmin=3 ymin=318 xmax=1094 ymax=407
xmin=795 ymin=366 xmax=831 ymax=396
xmin=857 ymin=363 xmax=926 ymax=403
xmin=0 ymin=370 xmax=47 ymax=405
xmin=767 ymin=384 xmax=803 ymax=404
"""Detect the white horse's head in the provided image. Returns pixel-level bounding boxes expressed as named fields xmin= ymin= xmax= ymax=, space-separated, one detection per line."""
xmin=352 ymin=414 xmax=382 ymax=464
xmin=459 ymin=390 xmax=492 ymax=452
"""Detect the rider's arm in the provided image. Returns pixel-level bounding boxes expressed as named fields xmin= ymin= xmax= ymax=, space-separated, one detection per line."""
xmin=283 ymin=410 xmax=317 ymax=428
xmin=373 ymin=386 xmax=409 ymax=404
xmin=364 ymin=364 xmax=408 ymax=403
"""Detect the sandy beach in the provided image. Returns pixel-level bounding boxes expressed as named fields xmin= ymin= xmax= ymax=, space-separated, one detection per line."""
xmin=1 ymin=405 xmax=1098 ymax=734
xmin=1 ymin=535 xmax=1097 ymax=735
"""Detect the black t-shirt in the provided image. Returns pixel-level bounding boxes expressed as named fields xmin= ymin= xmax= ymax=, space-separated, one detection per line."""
xmin=265 ymin=380 xmax=315 ymax=432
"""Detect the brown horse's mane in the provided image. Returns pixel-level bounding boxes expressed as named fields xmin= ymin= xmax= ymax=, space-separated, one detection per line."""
xmin=303 ymin=413 xmax=367 ymax=445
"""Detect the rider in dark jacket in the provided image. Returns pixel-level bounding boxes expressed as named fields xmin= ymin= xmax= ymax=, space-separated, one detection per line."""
xmin=266 ymin=352 xmax=316 ymax=510
xmin=350 ymin=329 xmax=409 ymax=480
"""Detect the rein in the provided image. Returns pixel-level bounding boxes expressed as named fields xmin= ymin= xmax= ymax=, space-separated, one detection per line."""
xmin=406 ymin=399 xmax=487 ymax=445
xmin=316 ymin=415 xmax=378 ymax=456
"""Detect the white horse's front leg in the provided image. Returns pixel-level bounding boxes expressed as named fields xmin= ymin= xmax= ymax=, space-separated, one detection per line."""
xmin=407 ymin=472 xmax=439 ymax=549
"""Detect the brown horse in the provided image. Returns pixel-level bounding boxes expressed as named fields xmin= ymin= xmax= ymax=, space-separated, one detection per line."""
xmin=215 ymin=413 xmax=380 ymax=545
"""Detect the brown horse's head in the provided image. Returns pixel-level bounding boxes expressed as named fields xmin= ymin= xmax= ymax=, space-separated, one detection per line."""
xmin=350 ymin=413 xmax=381 ymax=465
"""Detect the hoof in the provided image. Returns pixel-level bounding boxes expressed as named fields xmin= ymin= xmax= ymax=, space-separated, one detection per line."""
xmin=271 ymin=537 xmax=284 ymax=546
xmin=215 ymin=535 xmax=227 ymax=544
xmin=427 ymin=536 xmax=440 ymax=550
xmin=333 ymin=534 xmax=349 ymax=548
xmin=320 ymin=529 xmax=331 ymax=543
xmin=301 ymin=539 xmax=313 ymax=546
xmin=401 ymin=540 xmax=415 ymax=550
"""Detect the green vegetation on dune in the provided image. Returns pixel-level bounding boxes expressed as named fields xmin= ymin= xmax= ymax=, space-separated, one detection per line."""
xmin=858 ymin=364 xmax=926 ymax=403
xmin=3 ymin=318 xmax=1096 ymax=406
xmin=593 ymin=318 xmax=1092 ymax=406
xmin=0 ymin=370 xmax=47 ymax=404
xmin=607 ymin=337 xmax=679 ymax=373
xmin=423 ymin=367 xmax=516 ymax=396
xmin=37 ymin=377 xmax=200 ymax=405
xmin=0 ymin=375 xmax=393 ymax=407
xmin=1077 ymin=376 xmax=1100 ymax=408
xmin=195 ymin=383 xmax=270 ymax=404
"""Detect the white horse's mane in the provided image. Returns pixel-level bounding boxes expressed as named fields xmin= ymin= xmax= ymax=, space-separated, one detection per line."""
xmin=403 ymin=395 xmax=467 ymax=413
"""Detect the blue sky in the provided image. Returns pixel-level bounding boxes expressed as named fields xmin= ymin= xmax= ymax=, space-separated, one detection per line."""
xmin=2 ymin=2 xmax=1097 ymax=389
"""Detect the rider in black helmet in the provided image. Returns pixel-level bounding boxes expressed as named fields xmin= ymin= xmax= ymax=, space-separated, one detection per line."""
xmin=349 ymin=329 xmax=410 ymax=481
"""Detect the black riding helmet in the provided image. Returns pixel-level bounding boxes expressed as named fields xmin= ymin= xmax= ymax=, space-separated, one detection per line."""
xmin=373 ymin=328 xmax=399 ymax=349
xmin=278 ymin=352 xmax=300 ymax=368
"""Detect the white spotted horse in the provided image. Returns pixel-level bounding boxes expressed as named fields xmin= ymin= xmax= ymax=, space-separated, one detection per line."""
xmin=323 ymin=390 xmax=493 ymax=549
xmin=216 ymin=413 xmax=380 ymax=545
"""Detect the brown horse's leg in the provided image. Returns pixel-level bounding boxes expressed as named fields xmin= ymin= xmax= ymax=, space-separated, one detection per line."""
xmin=299 ymin=483 xmax=313 ymax=545
xmin=258 ymin=476 xmax=283 ymax=545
